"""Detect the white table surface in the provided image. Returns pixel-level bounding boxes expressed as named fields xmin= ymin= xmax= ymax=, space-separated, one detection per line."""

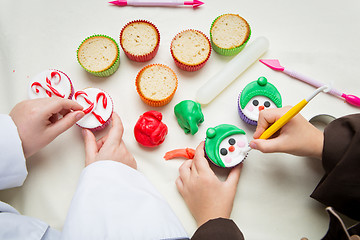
xmin=1 ymin=0 xmax=360 ymax=239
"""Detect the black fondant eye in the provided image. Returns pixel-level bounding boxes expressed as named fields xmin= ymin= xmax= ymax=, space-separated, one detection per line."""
xmin=264 ymin=101 xmax=271 ymax=108
xmin=220 ymin=148 xmax=228 ymax=156
xmin=228 ymin=138 xmax=236 ymax=145
xmin=252 ymin=100 xmax=259 ymax=106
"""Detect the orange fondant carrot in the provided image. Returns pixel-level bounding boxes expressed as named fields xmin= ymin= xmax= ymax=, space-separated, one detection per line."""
xmin=164 ymin=148 xmax=196 ymax=160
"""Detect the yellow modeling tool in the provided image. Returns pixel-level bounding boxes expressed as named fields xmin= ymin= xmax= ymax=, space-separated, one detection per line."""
xmin=259 ymin=85 xmax=330 ymax=140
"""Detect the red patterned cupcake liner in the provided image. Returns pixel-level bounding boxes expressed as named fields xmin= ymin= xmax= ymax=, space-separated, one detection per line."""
xmin=120 ymin=20 xmax=160 ymax=62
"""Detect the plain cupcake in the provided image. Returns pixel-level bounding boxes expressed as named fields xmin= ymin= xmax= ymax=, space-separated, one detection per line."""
xmin=135 ymin=64 xmax=178 ymax=107
xmin=77 ymin=34 xmax=120 ymax=77
xmin=120 ymin=20 xmax=160 ymax=62
xmin=170 ymin=29 xmax=211 ymax=71
xmin=210 ymin=14 xmax=251 ymax=56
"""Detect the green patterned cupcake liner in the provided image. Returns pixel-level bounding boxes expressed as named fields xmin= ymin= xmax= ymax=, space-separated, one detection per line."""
xmin=210 ymin=14 xmax=251 ymax=56
xmin=77 ymin=34 xmax=120 ymax=77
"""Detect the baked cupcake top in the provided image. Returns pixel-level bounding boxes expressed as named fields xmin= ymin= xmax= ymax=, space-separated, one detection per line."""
xmin=28 ymin=69 xmax=73 ymax=99
xmin=210 ymin=14 xmax=251 ymax=55
xmin=120 ymin=20 xmax=159 ymax=62
xmin=77 ymin=35 xmax=119 ymax=74
xmin=74 ymin=88 xmax=113 ymax=130
xmin=136 ymin=64 xmax=178 ymax=106
xmin=171 ymin=30 xmax=211 ymax=67
xmin=205 ymin=124 xmax=248 ymax=168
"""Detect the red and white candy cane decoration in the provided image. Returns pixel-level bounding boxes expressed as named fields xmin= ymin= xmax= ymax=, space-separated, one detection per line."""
xmin=75 ymin=91 xmax=108 ymax=124
xmin=31 ymin=71 xmax=65 ymax=98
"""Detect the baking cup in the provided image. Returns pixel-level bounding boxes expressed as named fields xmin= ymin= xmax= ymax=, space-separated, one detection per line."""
xmin=237 ymin=92 xmax=258 ymax=125
xmin=135 ymin=64 xmax=178 ymax=107
xmin=120 ymin=20 xmax=160 ymax=62
xmin=74 ymin=88 xmax=114 ymax=131
xmin=77 ymin=34 xmax=120 ymax=77
xmin=210 ymin=14 xmax=251 ymax=56
xmin=170 ymin=29 xmax=211 ymax=72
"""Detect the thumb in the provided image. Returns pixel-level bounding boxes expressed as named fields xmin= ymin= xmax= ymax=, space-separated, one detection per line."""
xmin=250 ymin=138 xmax=282 ymax=153
xmin=49 ymin=111 xmax=85 ymax=137
xmin=225 ymin=163 xmax=242 ymax=189
xmin=82 ymin=129 xmax=98 ymax=166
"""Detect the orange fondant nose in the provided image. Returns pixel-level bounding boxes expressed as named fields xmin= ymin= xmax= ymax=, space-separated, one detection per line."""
xmin=229 ymin=146 xmax=235 ymax=152
xmin=259 ymin=106 xmax=265 ymax=111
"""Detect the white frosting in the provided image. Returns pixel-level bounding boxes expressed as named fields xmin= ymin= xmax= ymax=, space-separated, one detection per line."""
xmin=28 ymin=70 xmax=72 ymax=99
xmin=75 ymin=88 xmax=113 ymax=129
xmin=241 ymin=95 xmax=277 ymax=121
xmin=218 ymin=134 xmax=248 ymax=167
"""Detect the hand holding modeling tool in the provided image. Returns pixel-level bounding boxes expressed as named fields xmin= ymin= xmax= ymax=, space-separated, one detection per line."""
xmin=109 ymin=0 xmax=204 ymax=8
xmin=259 ymin=85 xmax=330 ymax=140
xmin=196 ymin=37 xmax=269 ymax=105
xmin=259 ymin=59 xmax=360 ymax=107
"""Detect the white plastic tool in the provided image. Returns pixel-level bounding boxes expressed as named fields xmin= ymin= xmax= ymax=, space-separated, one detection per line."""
xmin=195 ymin=37 xmax=270 ymax=105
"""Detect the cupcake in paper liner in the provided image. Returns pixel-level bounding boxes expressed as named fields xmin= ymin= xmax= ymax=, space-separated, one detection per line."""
xmin=238 ymin=76 xmax=282 ymax=125
xmin=135 ymin=64 xmax=178 ymax=107
xmin=74 ymin=87 xmax=114 ymax=131
xmin=210 ymin=14 xmax=251 ymax=56
xmin=77 ymin=34 xmax=120 ymax=77
xmin=120 ymin=20 xmax=160 ymax=62
xmin=204 ymin=124 xmax=249 ymax=168
xmin=170 ymin=29 xmax=211 ymax=71
xmin=28 ymin=69 xmax=74 ymax=99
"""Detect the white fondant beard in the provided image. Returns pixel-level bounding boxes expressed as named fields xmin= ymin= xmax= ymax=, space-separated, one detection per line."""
xmin=75 ymin=88 xmax=113 ymax=129
xmin=241 ymin=96 xmax=277 ymax=121
xmin=28 ymin=70 xmax=72 ymax=99
xmin=218 ymin=134 xmax=248 ymax=167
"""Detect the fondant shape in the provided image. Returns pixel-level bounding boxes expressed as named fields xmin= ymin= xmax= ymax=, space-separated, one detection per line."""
xmin=174 ymin=100 xmax=204 ymax=135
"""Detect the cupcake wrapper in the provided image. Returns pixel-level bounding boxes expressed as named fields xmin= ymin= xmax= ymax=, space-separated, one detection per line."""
xmin=77 ymin=34 xmax=120 ymax=77
xmin=203 ymin=142 xmax=247 ymax=168
xmin=210 ymin=14 xmax=251 ymax=56
xmin=135 ymin=64 xmax=178 ymax=107
xmin=170 ymin=29 xmax=211 ymax=72
xmin=237 ymin=93 xmax=258 ymax=125
xmin=120 ymin=20 xmax=160 ymax=62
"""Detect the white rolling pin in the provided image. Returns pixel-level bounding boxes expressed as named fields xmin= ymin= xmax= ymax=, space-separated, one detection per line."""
xmin=195 ymin=37 xmax=270 ymax=105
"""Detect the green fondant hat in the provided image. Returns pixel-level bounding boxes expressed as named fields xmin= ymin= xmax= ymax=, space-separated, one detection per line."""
xmin=205 ymin=124 xmax=245 ymax=168
xmin=240 ymin=76 xmax=282 ymax=109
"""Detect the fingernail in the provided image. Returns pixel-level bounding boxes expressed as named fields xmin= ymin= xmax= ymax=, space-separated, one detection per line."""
xmin=81 ymin=129 xmax=87 ymax=137
xmin=75 ymin=111 xmax=85 ymax=121
xmin=249 ymin=141 xmax=257 ymax=149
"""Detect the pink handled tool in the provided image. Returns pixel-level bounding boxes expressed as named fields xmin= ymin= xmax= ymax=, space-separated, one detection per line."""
xmin=259 ymin=59 xmax=360 ymax=107
xmin=109 ymin=0 xmax=204 ymax=8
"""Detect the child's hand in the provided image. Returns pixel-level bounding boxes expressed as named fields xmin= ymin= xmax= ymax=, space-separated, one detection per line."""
xmin=9 ymin=98 xmax=85 ymax=158
xmin=176 ymin=141 xmax=242 ymax=227
xmin=251 ymin=106 xmax=324 ymax=159
xmin=82 ymin=112 xmax=137 ymax=169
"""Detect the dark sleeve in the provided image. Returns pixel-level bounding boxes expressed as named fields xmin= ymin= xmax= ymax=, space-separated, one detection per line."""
xmin=191 ymin=218 xmax=244 ymax=240
xmin=310 ymin=114 xmax=360 ymax=221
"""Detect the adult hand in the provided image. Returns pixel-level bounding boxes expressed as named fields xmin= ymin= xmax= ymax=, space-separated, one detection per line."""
xmin=9 ymin=98 xmax=85 ymax=158
xmin=176 ymin=141 xmax=242 ymax=227
xmin=82 ymin=112 xmax=136 ymax=169
xmin=250 ymin=106 xmax=324 ymax=159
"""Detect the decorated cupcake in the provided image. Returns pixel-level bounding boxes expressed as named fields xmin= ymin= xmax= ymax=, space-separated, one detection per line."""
xmin=28 ymin=69 xmax=74 ymax=99
xmin=238 ymin=77 xmax=282 ymax=125
xmin=170 ymin=29 xmax=211 ymax=71
xmin=135 ymin=64 xmax=178 ymax=107
xmin=134 ymin=111 xmax=168 ymax=147
xmin=205 ymin=124 xmax=249 ymax=168
xmin=74 ymin=88 xmax=113 ymax=130
xmin=120 ymin=20 xmax=160 ymax=62
xmin=210 ymin=14 xmax=251 ymax=56
xmin=77 ymin=35 xmax=120 ymax=77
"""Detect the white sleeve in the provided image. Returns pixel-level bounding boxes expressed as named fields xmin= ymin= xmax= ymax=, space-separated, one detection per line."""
xmin=0 ymin=114 xmax=27 ymax=190
xmin=61 ymin=160 xmax=188 ymax=240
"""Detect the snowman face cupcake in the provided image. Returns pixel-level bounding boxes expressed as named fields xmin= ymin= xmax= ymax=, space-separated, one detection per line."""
xmin=238 ymin=76 xmax=282 ymax=125
xmin=218 ymin=134 xmax=248 ymax=167
xmin=205 ymin=124 xmax=248 ymax=168
xmin=241 ymin=95 xmax=277 ymax=121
